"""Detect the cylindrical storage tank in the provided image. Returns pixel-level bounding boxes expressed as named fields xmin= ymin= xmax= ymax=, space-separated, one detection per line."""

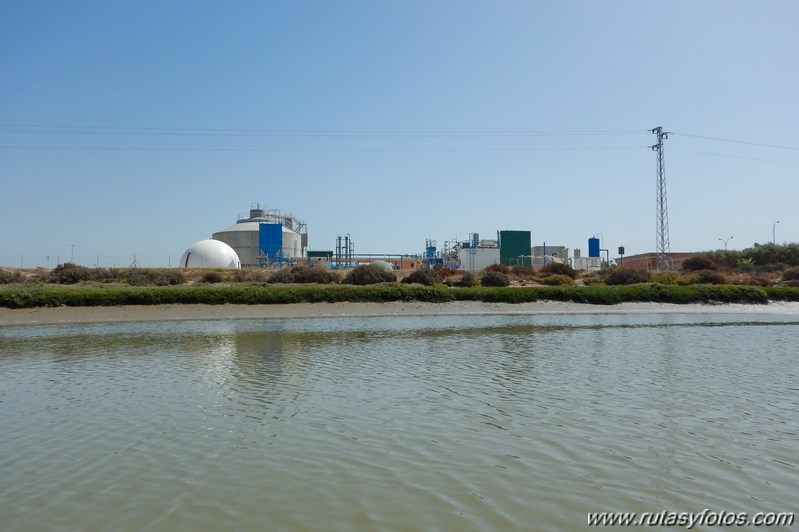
xmin=179 ymin=239 xmax=241 ymax=269
xmin=282 ymin=229 xmax=302 ymax=260
xmin=212 ymin=222 xmax=261 ymax=267
xmin=213 ymin=222 xmax=304 ymax=267
xmin=588 ymin=237 xmax=600 ymax=258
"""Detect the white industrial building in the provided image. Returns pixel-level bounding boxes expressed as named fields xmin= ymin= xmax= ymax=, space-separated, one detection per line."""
xmin=569 ymin=248 xmax=601 ymax=270
xmin=457 ymin=240 xmax=500 ymax=271
xmin=531 ymin=245 xmax=569 ymax=267
xmin=211 ymin=204 xmax=307 ymax=268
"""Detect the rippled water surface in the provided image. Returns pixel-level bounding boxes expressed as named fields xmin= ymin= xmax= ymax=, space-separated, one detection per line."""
xmin=2 ymin=312 xmax=798 ymax=530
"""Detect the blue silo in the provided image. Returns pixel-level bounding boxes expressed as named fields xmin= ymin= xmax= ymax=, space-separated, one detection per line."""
xmin=588 ymin=237 xmax=600 ymax=258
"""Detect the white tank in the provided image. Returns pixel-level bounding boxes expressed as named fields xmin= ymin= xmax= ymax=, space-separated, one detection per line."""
xmin=179 ymin=239 xmax=241 ymax=269
xmin=212 ymin=222 xmax=303 ymax=267
xmin=369 ymin=260 xmax=394 ymax=272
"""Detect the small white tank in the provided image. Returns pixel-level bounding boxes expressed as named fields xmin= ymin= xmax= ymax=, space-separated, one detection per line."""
xmin=369 ymin=260 xmax=394 ymax=272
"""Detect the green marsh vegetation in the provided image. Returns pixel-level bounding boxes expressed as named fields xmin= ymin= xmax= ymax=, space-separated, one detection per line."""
xmin=0 ymin=282 xmax=789 ymax=309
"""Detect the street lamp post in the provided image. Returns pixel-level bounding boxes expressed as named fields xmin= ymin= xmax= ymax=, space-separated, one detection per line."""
xmin=718 ymin=236 xmax=733 ymax=251
xmin=773 ymin=221 xmax=780 ymax=245
xmin=69 ymin=244 xmax=76 ymax=264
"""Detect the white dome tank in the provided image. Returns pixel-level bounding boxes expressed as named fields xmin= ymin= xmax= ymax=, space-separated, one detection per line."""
xmin=179 ymin=239 xmax=241 ymax=269
xmin=369 ymin=260 xmax=394 ymax=272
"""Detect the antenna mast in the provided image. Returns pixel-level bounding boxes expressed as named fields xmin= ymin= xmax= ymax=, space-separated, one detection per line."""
xmin=650 ymin=126 xmax=671 ymax=270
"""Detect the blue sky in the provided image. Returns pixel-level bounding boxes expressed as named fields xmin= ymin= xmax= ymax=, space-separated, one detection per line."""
xmin=2 ymin=0 xmax=797 ymax=267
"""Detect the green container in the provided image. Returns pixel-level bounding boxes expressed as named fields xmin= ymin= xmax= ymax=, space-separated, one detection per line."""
xmin=499 ymin=231 xmax=531 ymax=267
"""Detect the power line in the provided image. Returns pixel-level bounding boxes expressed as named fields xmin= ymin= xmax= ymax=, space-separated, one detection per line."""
xmin=670 ymin=148 xmax=799 ymax=165
xmin=0 ymin=124 xmax=646 ymax=138
xmin=672 ymin=132 xmax=799 ymax=151
xmin=3 ymin=125 xmax=796 ymax=150
xmin=0 ymin=144 xmax=645 ymax=153
xmin=4 ymin=124 xmax=796 ymax=162
xmin=0 ymin=124 xmax=650 ymax=152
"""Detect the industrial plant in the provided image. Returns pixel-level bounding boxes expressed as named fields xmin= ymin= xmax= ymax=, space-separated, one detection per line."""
xmin=427 ymin=233 xmax=605 ymax=272
xmin=179 ymin=202 xmax=614 ymax=272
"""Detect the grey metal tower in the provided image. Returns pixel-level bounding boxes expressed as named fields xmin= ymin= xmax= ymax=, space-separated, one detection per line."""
xmin=650 ymin=126 xmax=671 ymax=270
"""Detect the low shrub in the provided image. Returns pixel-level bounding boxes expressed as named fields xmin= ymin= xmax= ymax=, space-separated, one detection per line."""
xmin=511 ymin=265 xmax=536 ymax=277
xmin=739 ymin=274 xmax=774 ymax=287
xmin=538 ymin=274 xmax=575 ymax=286
xmin=50 ymin=263 xmax=95 ymax=284
xmin=433 ymin=266 xmax=460 ymax=279
xmin=46 ymin=264 xmax=131 ymax=284
xmin=766 ymin=286 xmax=799 ymax=300
xmin=454 ymin=272 xmax=477 ymax=287
xmin=163 ymin=270 xmax=186 ymax=285
xmin=0 ymin=269 xmax=23 ymax=284
xmin=234 ymin=269 xmax=271 ymax=283
xmin=752 ymin=262 xmax=787 ymax=273
xmin=689 ymin=269 xmax=727 ymax=285
xmin=201 ymin=271 xmax=224 ymax=284
xmin=267 ymin=270 xmax=295 ymax=284
xmin=539 ymin=262 xmax=578 ymax=279
xmin=782 ymin=267 xmax=799 ymax=282
xmin=342 ymin=265 xmax=396 ymax=285
xmin=606 ymin=268 xmax=651 ymax=285
xmin=481 ymin=271 xmax=510 ymax=287
xmin=402 ymin=268 xmax=442 ymax=286
xmin=736 ymin=257 xmax=755 ymax=272
xmin=682 ymin=255 xmax=719 ymax=271
xmin=484 ymin=263 xmax=511 ymax=274
xmin=291 ymin=266 xmax=340 ymax=284
xmin=123 ymin=271 xmax=149 ymax=286
xmin=651 ymin=271 xmax=680 ymax=285
xmin=126 ymin=269 xmax=185 ymax=286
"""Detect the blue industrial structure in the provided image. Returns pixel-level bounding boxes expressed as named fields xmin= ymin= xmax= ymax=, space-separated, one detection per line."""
xmin=424 ymin=239 xmax=442 ymax=267
xmin=258 ymin=223 xmax=284 ymax=267
xmin=588 ymin=237 xmax=600 ymax=258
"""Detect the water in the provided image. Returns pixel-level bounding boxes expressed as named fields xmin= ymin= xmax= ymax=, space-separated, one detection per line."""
xmin=1 ymin=311 xmax=798 ymax=530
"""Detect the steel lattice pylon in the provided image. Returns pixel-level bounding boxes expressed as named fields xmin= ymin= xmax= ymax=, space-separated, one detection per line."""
xmin=650 ymin=126 xmax=671 ymax=270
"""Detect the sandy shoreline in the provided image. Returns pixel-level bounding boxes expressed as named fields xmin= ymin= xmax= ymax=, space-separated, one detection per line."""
xmin=2 ymin=301 xmax=799 ymax=326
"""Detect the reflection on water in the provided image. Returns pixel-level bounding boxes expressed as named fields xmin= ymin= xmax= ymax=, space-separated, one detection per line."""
xmin=1 ymin=312 xmax=798 ymax=530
